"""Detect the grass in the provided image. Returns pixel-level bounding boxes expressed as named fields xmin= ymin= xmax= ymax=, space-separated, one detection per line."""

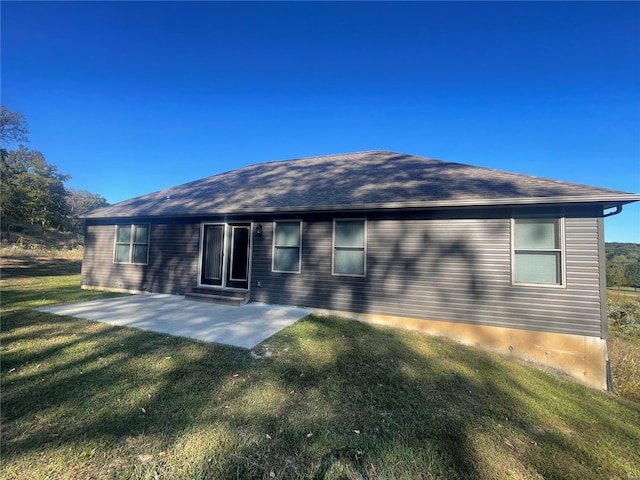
xmin=2 ymin=256 xmax=640 ymax=479
xmin=608 ymin=287 xmax=640 ymax=303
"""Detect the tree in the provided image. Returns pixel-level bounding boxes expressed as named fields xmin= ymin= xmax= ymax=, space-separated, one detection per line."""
xmin=0 ymin=146 xmax=70 ymax=233
xmin=607 ymin=259 xmax=628 ymax=288
xmin=0 ymin=106 xmax=111 ymax=242
xmin=0 ymin=148 xmax=27 ymax=231
xmin=65 ymin=188 xmax=109 ymax=234
xmin=627 ymin=262 xmax=640 ymax=289
xmin=0 ymin=106 xmax=29 ymax=148
xmin=606 ymin=243 xmax=640 ymax=289
xmin=66 ymin=188 xmax=108 ymax=216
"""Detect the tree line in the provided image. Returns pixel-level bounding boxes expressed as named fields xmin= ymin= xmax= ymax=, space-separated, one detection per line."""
xmin=1 ymin=106 xmax=108 ymax=237
xmin=606 ymin=242 xmax=640 ymax=289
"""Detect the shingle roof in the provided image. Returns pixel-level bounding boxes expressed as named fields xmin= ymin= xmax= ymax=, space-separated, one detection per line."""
xmin=82 ymin=150 xmax=639 ymax=218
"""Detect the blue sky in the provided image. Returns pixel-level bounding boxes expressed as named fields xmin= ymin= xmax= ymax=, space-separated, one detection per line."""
xmin=2 ymin=1 xmax=639 ymax=242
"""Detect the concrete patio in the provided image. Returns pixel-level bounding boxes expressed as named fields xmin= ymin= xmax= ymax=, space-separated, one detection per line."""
xmin=38 ymin=293 xmax=311 ymax=349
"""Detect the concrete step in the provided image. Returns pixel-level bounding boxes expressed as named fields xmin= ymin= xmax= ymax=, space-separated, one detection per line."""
xmin=185 ymin=291 xmax=249 ymax=306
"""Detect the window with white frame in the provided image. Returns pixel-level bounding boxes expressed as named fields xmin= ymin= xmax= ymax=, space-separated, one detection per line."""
xmin=333 ymin=219 xmax=366 ymax=276
xmin=272 ymin=221 xmax=302 ymax=273
xmin=512 ymin=218 xmax=564 ymax=285
xmin=114 ymin=224 xmax=150 ymax=264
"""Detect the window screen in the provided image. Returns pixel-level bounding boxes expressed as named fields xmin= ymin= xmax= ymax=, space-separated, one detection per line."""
xmin=273 ymin=221 xmax=301 ymax=273
xmin=114 ymin=224 xmax=150 ymax=264
xmin=513 ymin=219 xmax=563 ymax=285
xmin=333 ymin=219 xmax=366 ymax=276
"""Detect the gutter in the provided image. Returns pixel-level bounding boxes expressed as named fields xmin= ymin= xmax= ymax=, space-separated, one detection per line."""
xmin=602 ymin=205 xmax=623 ymax=217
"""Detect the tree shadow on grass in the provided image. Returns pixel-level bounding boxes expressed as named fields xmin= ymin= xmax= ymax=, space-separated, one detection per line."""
xmin=1 ymin=312 xmax=482 ymax=478
xmin=2 ymin=317 xmax=251 ymax=456
xmin=2 ymin=312 xmax=639 ymax=479
xmin=1 ymin=256 xmax=82 ymax=278
xmin=244 ymin=315 xmax=487 ymax=479
xmin=206 ymin=315 xmax=640 ymax=479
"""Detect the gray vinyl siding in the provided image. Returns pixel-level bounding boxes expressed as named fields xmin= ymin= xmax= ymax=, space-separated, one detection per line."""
xmin=82 ymin=220 xmax=200 ymax=294
xmin=82 ymin=210 xmax=604 ymax=338
xmin=251 ymin=215 xmax=603 ymax=337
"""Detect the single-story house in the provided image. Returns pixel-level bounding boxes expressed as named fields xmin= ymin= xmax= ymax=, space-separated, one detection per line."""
xmin=80 ymin=150 xmax=639 ymax=389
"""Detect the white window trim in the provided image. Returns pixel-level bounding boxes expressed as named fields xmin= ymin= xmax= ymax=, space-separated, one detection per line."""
xmin=272 ymin=220 xmax=302 ymax=274
xmin=113 ymin=224 xmax=150 ymax=265
xmin=511 ymin=217 xmax=566 ymax=288
xmin=332 ymin=218 xmax=367 ymax=277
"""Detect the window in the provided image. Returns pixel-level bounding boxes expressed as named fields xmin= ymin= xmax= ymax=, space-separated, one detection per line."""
xmin=333 ymin=219 xmax=366 ymax=276
xmin=272 ymin=221 xmax=301 ymax=273
xmin=114 ymin=224 xmax=150 ymax=264
xmin=512 ymin=218 xmax=564 ymax=286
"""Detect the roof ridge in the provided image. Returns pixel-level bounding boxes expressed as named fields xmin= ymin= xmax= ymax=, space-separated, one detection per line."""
xmin=161 ymin=150 xmax=398 ymax=192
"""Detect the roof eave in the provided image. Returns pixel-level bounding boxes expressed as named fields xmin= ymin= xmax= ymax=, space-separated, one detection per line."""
xmin=79 ymin=194 xmax=640 ymax=220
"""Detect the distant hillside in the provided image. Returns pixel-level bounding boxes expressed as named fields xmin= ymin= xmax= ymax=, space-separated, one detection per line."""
xmin=606 ymin=242 xmax=640 ymax=288
xmin=0 ymin=225 xmax=83 ymax=250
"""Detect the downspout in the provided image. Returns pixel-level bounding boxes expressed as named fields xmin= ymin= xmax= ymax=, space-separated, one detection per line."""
xmin=600 ymin=204 xmax=623 ymax=392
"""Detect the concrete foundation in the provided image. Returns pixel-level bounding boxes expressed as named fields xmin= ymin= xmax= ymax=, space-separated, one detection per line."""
xmin=317 ymin=310 xmax=608 ymax=390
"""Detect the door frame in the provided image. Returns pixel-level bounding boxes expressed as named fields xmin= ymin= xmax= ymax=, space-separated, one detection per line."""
xmin=197 ymin=222 xmax=253 ymax=291
xmin=199 ymin=223 xmax=225 ymax=286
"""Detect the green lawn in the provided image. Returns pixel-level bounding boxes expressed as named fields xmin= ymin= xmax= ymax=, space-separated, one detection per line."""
xmin=2 ymin=256 xmax=640 ymax=479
